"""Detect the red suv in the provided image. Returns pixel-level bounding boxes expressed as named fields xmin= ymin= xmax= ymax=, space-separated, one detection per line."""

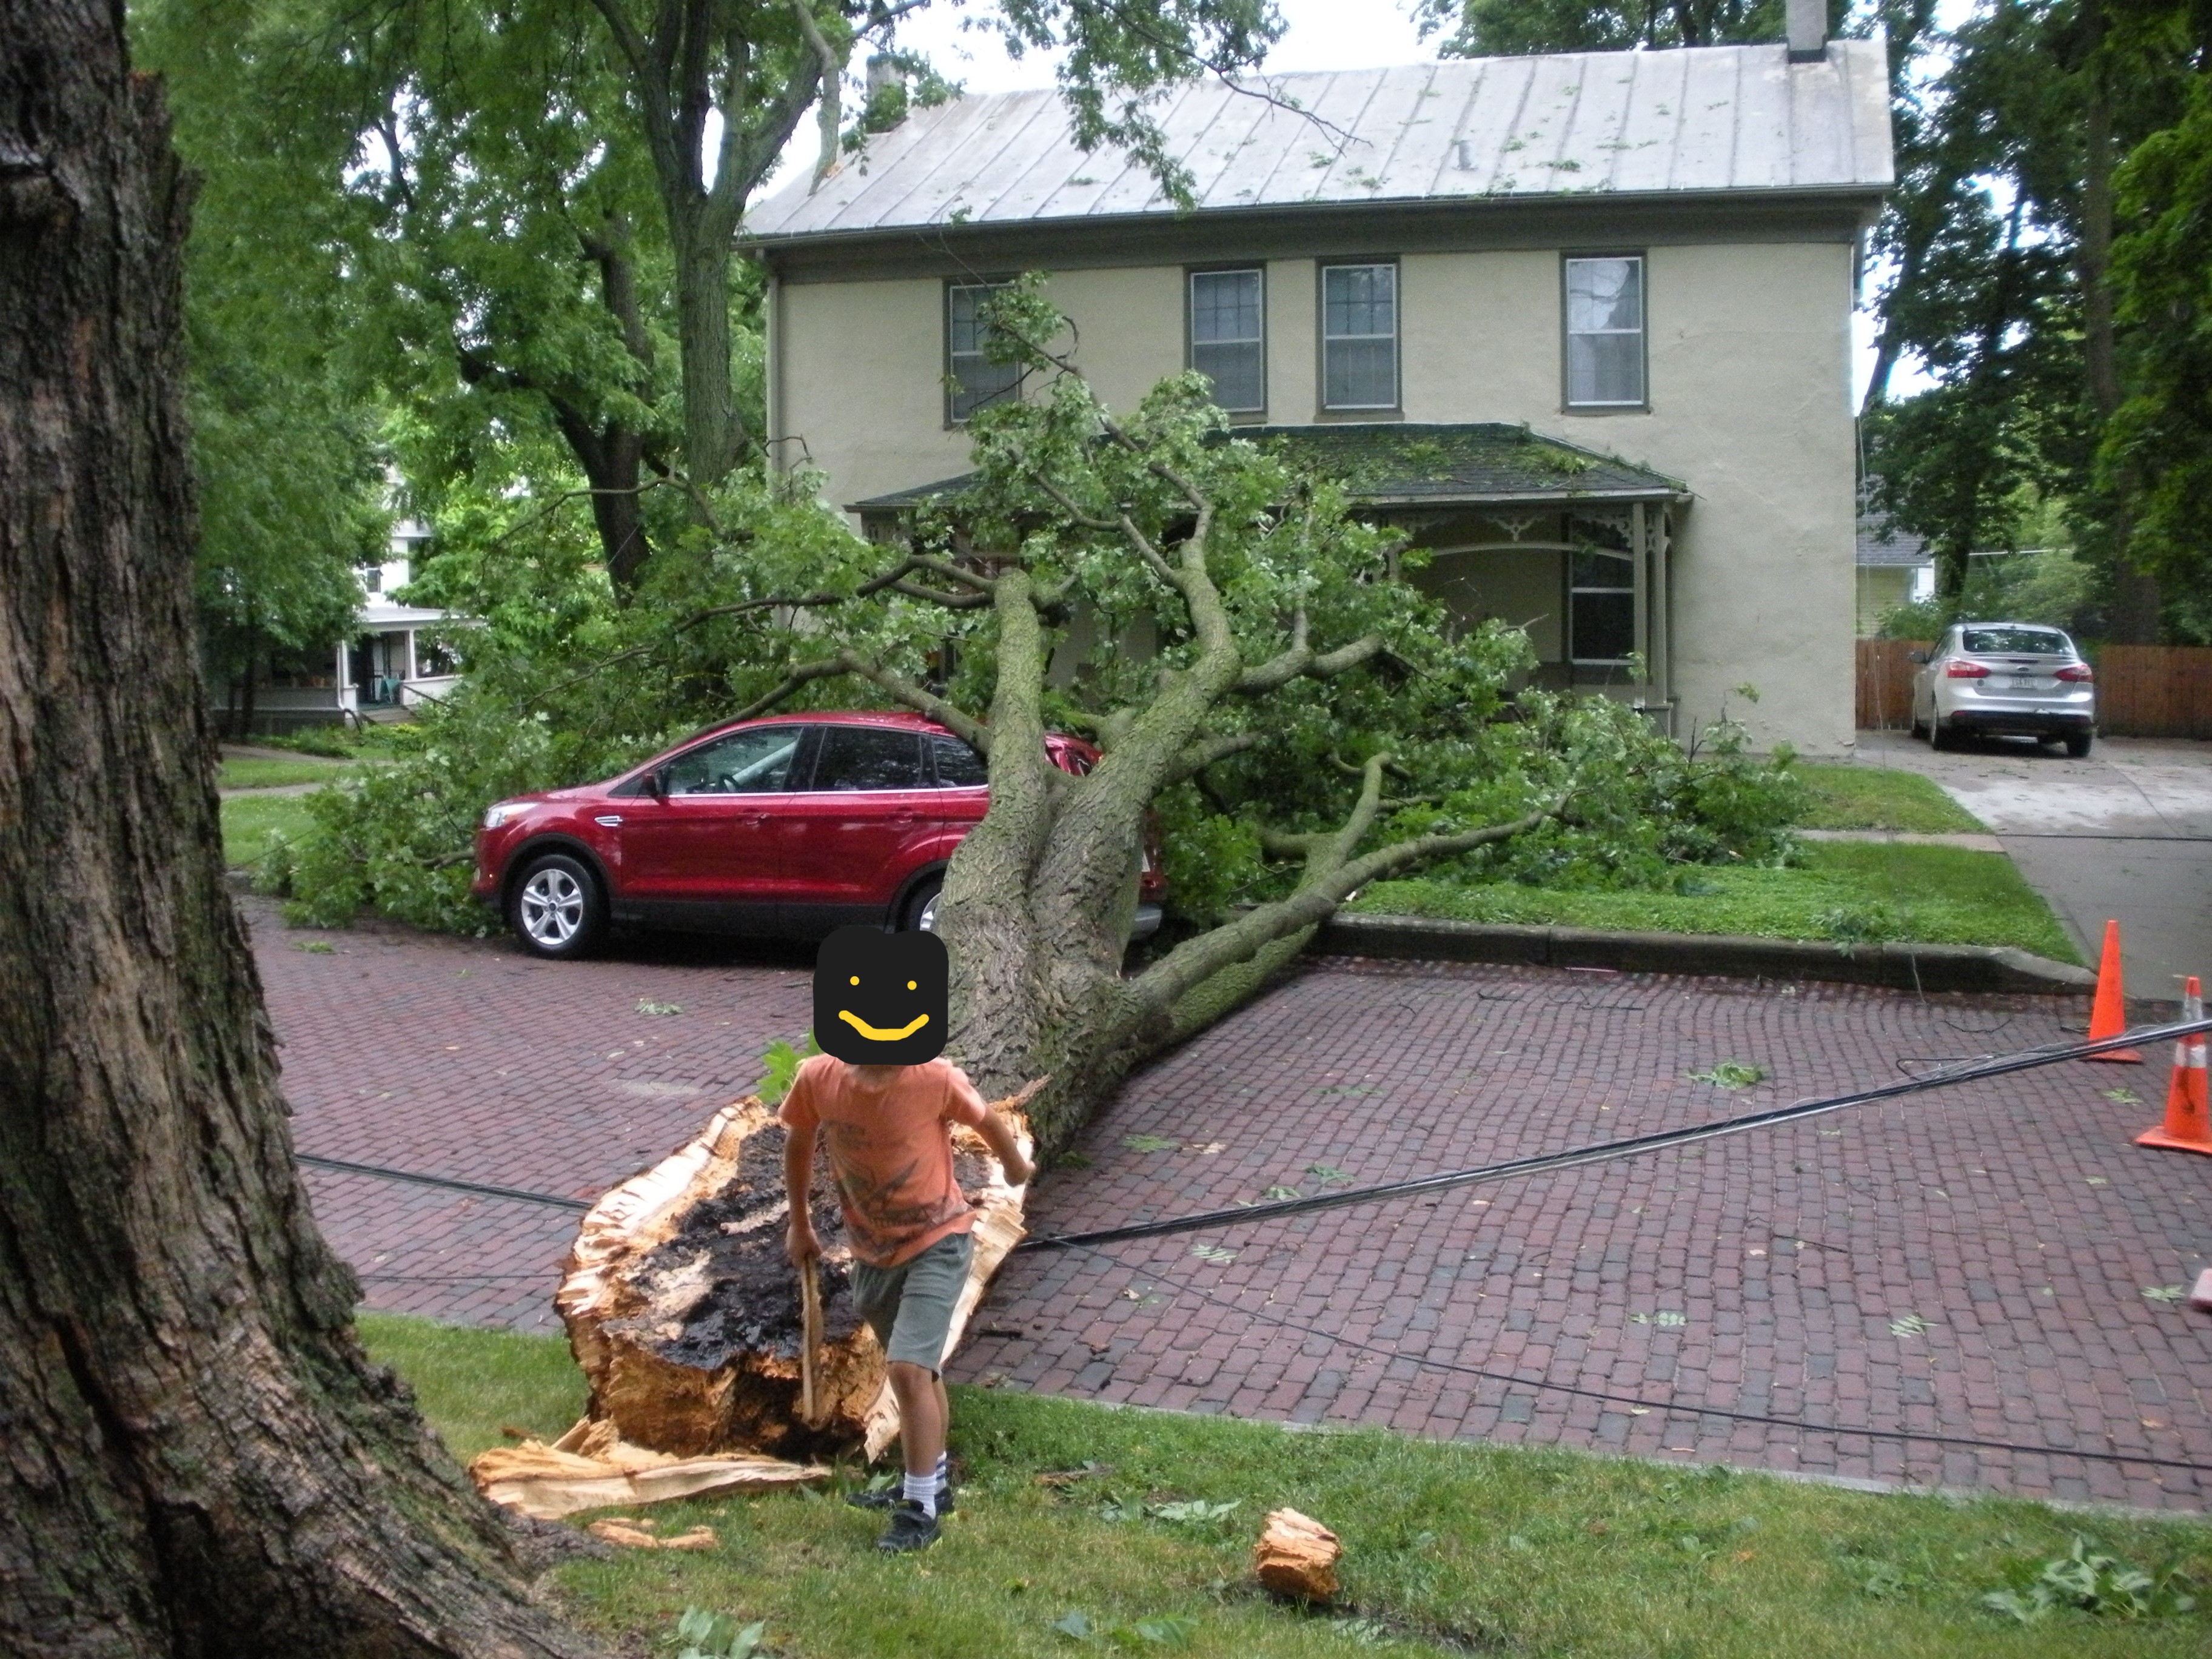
xmin=472 ymin=712 xmax=1165 ymax=958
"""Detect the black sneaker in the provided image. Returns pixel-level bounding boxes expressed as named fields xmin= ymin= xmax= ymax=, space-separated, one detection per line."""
xmin=876 ymin=1498 xmax=940 ymax=1553
xmin=847 ymin=1480 xmax=955 ymax=1515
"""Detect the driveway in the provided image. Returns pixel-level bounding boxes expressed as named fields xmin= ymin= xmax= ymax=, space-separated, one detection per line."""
xmin=1854 ymin=729 xmax=2212 ymax=1003
xmin=247 ymin=896 xmax=2212 ymax=1512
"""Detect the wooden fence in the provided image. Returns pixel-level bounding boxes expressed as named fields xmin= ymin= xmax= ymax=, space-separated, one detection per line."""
xmin=1855 ymin=637 xmax=2212 ymax=738
xmin=1855 ymin=638 xmax=1928 ymax=730
xmin=2095 ymin=645 xmax=2212 ymax=739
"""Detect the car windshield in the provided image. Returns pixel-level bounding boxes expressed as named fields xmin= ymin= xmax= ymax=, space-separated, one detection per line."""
xmin=1960 ymin=626 xmax=2070 ymax=656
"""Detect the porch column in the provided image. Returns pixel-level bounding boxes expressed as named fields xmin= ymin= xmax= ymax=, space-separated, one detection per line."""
xmin=1631 ymin=502 xmax=1647 ymax=691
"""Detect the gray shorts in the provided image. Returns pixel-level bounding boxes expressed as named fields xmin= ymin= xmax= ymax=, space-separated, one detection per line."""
xmin=851 ymin=1230 xmax=974 ymax=1373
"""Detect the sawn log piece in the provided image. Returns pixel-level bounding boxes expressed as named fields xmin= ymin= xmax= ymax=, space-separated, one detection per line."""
xmin=557 ymin=1093 xmax=1032 ymax=1460
xmin=1253 ymin=1508 xmax=1342 ymax=1602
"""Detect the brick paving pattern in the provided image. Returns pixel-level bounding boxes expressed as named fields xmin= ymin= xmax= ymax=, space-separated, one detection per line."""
xmin=248 ymin=898 xmax=2212 ymax=1509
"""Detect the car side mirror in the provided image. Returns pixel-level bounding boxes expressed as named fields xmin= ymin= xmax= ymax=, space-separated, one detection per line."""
xmin=1906 ymin=651 xmax=1930 ymax=665
xmin=648 ymin=768 xmax=669 ymax=800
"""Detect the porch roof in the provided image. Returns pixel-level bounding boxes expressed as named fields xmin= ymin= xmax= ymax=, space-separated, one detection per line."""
xmin=849 ymin=422 xmax=1688 ymax=515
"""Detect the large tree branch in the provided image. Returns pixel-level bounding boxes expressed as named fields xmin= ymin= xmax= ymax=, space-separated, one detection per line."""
xmin=791 ymin=0 xmax=843 ymax=192
xmin=831 ymin=650 xmax=992 ymax=751
xmin=1162 ymin=730 xmax=1261 ymax=786
xmin=886 ymin=578 xmax=991 ymax=610
xmin=1137 ymin=765 xmax=1563 ymax=1011
xmin=1236 ymin=627 xmax=1387 ymax=694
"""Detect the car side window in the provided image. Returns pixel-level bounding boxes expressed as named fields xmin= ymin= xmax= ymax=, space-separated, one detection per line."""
xmin=928 ymin=735 xmax=989 ymax=787
xmin=663 ymin=726 xmax=802 ymax=796
xmin=808 ymin=726 xmax=925 ymax=791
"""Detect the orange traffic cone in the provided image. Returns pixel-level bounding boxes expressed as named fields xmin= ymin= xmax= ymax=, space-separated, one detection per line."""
xmin=2136 ymin=976 xmax=2210 ymax=1155
xmin=2085 ymin=920 xmax=2142 ymax=1063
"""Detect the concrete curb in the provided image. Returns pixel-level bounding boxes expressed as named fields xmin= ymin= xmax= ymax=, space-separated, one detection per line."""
xmin=1313 ymin=914 xmax=2096 ymax=995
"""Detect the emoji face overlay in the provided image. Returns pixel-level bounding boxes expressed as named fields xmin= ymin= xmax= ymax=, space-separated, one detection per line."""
xmin=813 ymin=925 xmax=949 ymax=1065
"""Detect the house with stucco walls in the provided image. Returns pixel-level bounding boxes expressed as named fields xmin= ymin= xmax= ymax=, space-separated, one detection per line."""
xmin=742 ymin=12 xmax=1892 ymax=755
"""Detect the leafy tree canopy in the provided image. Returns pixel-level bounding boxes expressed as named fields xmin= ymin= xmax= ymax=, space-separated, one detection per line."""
xmin=133 ymin=0 xmax=389 ymax=722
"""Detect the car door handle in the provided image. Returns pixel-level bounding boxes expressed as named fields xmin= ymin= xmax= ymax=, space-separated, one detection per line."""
xmin=594 ymin=814 xmax=623 ymax=827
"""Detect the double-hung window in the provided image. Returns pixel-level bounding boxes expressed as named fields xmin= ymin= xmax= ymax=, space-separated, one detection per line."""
xmin=1563 ymin=255 xmax=1646 ymax=409
xmin=1568 ymin=545 xmax=1636 ymax=665
xmin=946 ymin=281 xmax=1021 ymax=423
xmin=1188 ymin=268 xmax=1264 ymax=414
xmin=1320 ymin=262 xmax=1398 ymax=411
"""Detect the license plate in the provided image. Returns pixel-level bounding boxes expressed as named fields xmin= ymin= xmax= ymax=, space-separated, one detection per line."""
xmin=2002 ymin=677 xmax=2038 ymax=690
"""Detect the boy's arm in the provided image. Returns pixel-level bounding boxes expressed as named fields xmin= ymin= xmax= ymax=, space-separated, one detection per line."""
xmin=784 ymin=1122 xmax=820 ymax=1265
xmin=974 ymin=1106 xmax=1036 ymax=1188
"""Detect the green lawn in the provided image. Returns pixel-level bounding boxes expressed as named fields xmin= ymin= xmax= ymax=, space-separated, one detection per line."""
xmin=218 ymin=756 xmax=356 ymax=789
xmin=219 ymin=790 xmax=320 ymax=870
xmin=1794 ymin=765 xmax=1986 ymax=834
xmin=1350 ymin=843 xmax=2079 ymax=962
xmin=361 ymin=1314 xmax=2210 ymax=1659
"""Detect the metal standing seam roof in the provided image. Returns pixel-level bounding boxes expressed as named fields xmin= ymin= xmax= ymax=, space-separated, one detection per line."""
xmin=846 ymin=423 xmax=1688 ymax=514
xmin=745 ymin=40 xmax=1892 ymax=244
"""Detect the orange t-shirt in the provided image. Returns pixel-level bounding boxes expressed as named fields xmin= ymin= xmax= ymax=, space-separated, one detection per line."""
xmin=778 ymin=1054 xmax=991 ymax=1268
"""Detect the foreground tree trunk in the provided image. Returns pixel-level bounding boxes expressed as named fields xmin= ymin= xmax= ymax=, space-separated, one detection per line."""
xmin=0 ymin=10 xmax=602 ymax=1655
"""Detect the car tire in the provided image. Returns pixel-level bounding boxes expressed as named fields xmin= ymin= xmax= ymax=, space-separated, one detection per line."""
xmin=1929 ymin=717 xmax=1956 ymax=751
xmin=901 ymin=874 xmax=943 ymax=933
xmin=2065 ymin=731 xmax=2094 ymax=758
xmin=1909 ymin=706 xmax=1927 ymax=739
xmin=508 ymin=853 xmax=606 ymax=959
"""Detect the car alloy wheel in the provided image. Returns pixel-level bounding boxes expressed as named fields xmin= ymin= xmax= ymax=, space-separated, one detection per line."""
xmin=904 ymin=876 xmax=943 ymax=933
xmin=511 ymin=854 xmax=604 ymax=957
xmin=519 ymin=865 xmax=585 ymax=947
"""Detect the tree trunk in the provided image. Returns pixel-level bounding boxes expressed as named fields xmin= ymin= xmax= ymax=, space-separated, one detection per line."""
xmin=0 ymin=10 xmax=604 ymax=1655
xmin=670 ymin=207 xmax=740 ymax=488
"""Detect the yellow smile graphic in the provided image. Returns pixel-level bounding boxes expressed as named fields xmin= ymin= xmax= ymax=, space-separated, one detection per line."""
xmin=837 ymin=1010 xmax=931 ymax=1042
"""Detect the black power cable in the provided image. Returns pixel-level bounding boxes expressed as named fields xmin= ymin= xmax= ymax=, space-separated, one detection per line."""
xmin=1016 ymin=1017 xmax=2212 ymax=1253
xmin=297 ymin=1151 xmax=592 ymax=1212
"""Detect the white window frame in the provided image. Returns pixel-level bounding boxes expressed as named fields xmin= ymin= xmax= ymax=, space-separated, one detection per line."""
xmin=1562 ymin=254 xmax=1647 ymax=411
xmin=1567 ymin=545 xmax=1637 ymax=666
xmin=1318 ymin=261 xmax=1399 ymax=412
xmin=946 ymin=280 xmax=1021 ymax=424
xmin=1187 ymin=267 xmax=1266 ymax=415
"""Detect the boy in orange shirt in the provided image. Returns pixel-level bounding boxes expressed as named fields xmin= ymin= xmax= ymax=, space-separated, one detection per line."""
xmin=783 ymin=927 xmax=1035 ymax=1553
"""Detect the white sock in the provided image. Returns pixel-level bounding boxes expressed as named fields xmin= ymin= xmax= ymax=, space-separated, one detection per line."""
xmin=903 ymin=1471 xmax=938 ymax=1517
xmin=933 ymin=1452 xmax=950 ymax=1493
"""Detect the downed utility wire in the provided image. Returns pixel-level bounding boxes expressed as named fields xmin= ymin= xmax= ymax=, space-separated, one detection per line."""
xmin=1074 ymin=1242 xmax=2212 ymax=1477
xmin=297 ymin=1152 xmax=592 ymax=1213
xmin=1017 ymin=1016 xmax=2212 ymax=1253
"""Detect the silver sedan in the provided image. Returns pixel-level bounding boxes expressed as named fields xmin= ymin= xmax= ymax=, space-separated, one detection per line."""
xmin=1909 ymin=622 xmax=2096 ymax=756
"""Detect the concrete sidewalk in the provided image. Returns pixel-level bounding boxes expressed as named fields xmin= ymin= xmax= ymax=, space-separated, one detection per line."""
xmin=1852 ymin=730 xmax=2212 ymax=1004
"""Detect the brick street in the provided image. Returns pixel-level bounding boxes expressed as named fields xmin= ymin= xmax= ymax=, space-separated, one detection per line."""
xmin=252 ymin=897 xmax=2212 ymax=1510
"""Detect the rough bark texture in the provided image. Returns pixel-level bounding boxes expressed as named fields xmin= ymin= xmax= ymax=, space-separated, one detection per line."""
xmin=0 ymin=10 xmax=603 ymax=1655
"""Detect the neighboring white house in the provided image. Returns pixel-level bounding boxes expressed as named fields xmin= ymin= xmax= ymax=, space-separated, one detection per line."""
xmin=742 ymin=15 xmax=1891 ymax=754
xmin=213 ymin=517 xmax=464 ymax=733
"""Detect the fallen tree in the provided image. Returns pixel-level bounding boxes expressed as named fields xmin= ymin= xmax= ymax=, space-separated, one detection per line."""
xmin=639 ymin=280 xmax=1797 ymax=1151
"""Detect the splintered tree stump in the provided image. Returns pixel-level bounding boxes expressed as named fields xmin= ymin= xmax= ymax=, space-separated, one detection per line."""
xmin=557 ymin=1094 xmax=1030 ymax=1460
xmin=1254 ymin=1508 xmax=1342 ymax=1602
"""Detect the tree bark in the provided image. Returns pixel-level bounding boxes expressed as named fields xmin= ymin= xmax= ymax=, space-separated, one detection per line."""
xmin=0 ymin=9 xmax=604 ymax=1655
